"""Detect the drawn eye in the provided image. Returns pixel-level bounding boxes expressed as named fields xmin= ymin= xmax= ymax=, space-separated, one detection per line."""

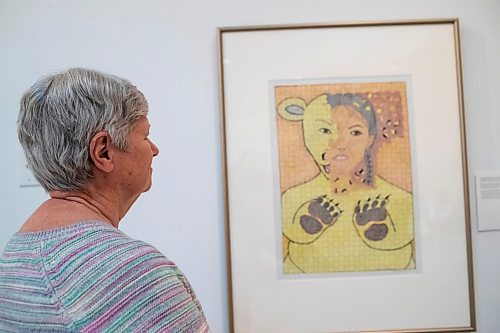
xmin=350 ymin=130 xmax=363 ymax=136
xmin=319 ymin=128 xmax=332 ymax=134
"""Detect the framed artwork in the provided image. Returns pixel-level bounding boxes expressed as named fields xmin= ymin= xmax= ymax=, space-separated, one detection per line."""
xmin=218 ymin=19 xmax=475 ymax=333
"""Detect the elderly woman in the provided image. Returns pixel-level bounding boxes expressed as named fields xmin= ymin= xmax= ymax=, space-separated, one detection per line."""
xmin=0 ymin=68 xmax=210 ymax=332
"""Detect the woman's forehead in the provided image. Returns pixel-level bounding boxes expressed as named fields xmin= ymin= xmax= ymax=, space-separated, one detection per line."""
xmin=131 ymin=116 xmax=150 ymax=132
xmin=331 ymin=105 xmax=368 ymax=126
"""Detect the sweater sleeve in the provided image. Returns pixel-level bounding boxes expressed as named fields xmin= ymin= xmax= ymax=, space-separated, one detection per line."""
xmin=42 ymin=230 xmax=210 ymax=333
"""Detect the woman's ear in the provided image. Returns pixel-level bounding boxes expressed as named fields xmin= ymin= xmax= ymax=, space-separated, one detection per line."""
xmin=277 ymin=97 xmax=306 ymax=121
xmin=89 ymin=131 xmax=114 ymax=173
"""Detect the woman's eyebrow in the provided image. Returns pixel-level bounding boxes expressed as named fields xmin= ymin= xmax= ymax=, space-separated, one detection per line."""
xmin=315 ymin=119 xmax=332 ymax=125
xmin=348 ymin=124 xmax=364 ymax=129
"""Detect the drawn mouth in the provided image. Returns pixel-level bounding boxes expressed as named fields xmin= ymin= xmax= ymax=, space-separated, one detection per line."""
xmin=333 ymin=154 xmax=348 ymax=161
xmin=322 ymin=154 xmax=350 ymax=174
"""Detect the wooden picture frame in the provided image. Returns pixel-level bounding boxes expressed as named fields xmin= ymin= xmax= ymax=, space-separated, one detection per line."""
xmin=218 ymin=19 xmax=475 ymax=333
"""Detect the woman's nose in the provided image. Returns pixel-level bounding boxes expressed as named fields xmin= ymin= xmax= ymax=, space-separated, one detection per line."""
xmin=150 ymin=140 xmax=160 ymax=157
xmin=330 ymin=136 xmax=346 ymax=150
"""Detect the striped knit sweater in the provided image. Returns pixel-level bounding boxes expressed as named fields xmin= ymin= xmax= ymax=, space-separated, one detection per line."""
xmin=0 ymin=221 xmax=210 ymax=332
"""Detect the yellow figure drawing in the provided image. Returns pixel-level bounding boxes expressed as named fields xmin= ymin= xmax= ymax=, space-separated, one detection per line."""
xmin=277 ymin=88 xmax=415 ymax=274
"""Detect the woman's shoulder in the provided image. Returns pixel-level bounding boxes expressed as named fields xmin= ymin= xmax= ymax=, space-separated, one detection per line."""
xmin=36 ymin=221 xmax=208 ymax=332
xmin=36 ymin=221 xmax=179 ymax=276
xmin=373 ymin=176 xmax=411 ymax=195
xmin=282 ymin=174 xmax=328 ymax=199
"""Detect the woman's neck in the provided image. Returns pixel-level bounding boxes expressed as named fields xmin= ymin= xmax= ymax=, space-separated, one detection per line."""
xmin=49 ymin=190 xmax=120 ymax=227
xmin=329 ymin=175 xmax=352 ymax=195
xmin=329 ymin=174 xmax=372 ymax=196
xmin=18 ymin=188 xmax=126 ymax=233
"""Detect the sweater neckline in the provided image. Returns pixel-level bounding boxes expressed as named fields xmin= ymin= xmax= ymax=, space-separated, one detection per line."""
xmin=11 ymin=220 xmax=118 ymax=241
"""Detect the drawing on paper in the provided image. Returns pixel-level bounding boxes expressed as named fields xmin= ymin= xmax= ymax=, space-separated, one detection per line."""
xmin=276 ymin=81 xmax=415 ymax=274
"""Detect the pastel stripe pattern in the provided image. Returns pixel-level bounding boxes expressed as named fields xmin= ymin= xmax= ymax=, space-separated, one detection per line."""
xmin=0 ymin=221 xmax=210 ymax=332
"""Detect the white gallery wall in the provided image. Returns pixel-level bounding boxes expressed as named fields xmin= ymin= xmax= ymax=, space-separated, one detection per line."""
xmin=0 ymin=1 xmax=499 ymax=332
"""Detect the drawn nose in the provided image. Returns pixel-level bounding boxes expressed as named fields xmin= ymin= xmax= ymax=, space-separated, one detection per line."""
xmin=330 ymin=136 xmax=347 ymax=151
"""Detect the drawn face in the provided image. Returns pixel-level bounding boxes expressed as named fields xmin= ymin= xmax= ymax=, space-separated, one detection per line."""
xmin=326 ymin=105 xmax=373 ymax=177
xmin=295 ymin=95 xmax=374 ymax=182
xmin=302 ymin=100 xmax=373 ymax=179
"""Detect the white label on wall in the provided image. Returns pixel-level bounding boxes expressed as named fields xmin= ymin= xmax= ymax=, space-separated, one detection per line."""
xmin=476 ymin=172 xmax=500 ymax=231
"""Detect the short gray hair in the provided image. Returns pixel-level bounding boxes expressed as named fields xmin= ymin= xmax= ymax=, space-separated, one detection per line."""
xmin=18 ymin=67 xmax=148 ymax=192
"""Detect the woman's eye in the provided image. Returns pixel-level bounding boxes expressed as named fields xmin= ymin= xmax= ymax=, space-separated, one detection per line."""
xmin=319 ymin=128 xmax=332 ymax=134
xmin=350 ymin=130 xmax=363 ymax=136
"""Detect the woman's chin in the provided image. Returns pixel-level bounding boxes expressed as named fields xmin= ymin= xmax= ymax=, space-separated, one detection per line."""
xmin=322 ymin=164 xmax=352 ymax=178
xmin=329 ymin=167 xmax=352 ymax=179
xmin=332 ymin=160 xmax=352 ymax=172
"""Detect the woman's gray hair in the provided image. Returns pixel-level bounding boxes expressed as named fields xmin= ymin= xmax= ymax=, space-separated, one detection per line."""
xmin=18 ymin=67 xmax=149 ymax=192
